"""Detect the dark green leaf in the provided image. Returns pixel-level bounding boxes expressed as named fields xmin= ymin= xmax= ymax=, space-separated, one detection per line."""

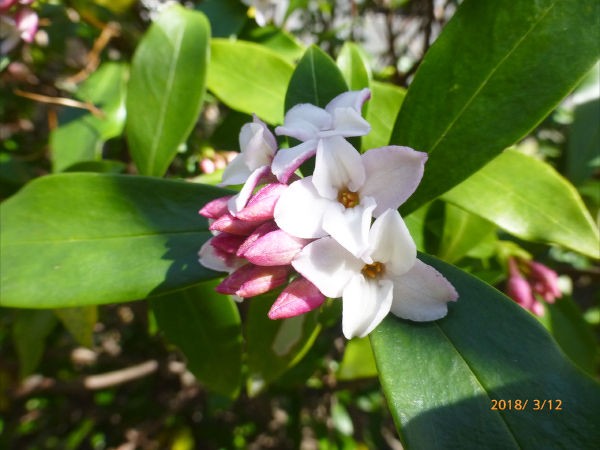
xmin=13 ymin=310 xmax=57 ymax=377
xmin=0 ymin=173 xmax=229 ymax=308
xmin=151 ymin=281 xmax=243 ymax=398
xmin=207 ymin=39 xmax=294 ymax=124
xmin=443 ymin=149 xmax=599 ymax=258
xmin=126 ymin=5 xmax=210 ymax=176
xmin=242 ymin=25 xmax=305 ymax=63
xmin=195 ymin=0 xmax=247 ymax=38
xmin=371 ymin=253 xmax=600 ymax=449
xmin=391 ymin=0 xmax=600 ymax=213
xmin=246 ymin=290 xmax=321 ymax=393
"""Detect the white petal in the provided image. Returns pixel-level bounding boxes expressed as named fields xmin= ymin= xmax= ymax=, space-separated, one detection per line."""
xmin=239 ymin=121 xmax=276 ymax=169
xmin=293 ymin=237 xmax=362 ymax=298
xmin=342 ymin=275 xmax=393 ymax=339
xmin=227 ymin=165 xmax=271 ymax=216
xmin=325 ymin=88 xmax=371 ymax=113
xmin=271 ymin=140 xmax=317 ymax=183
xmin=321 ymin=107 xmax=371 ymax=138
xmin=389 ymin=260 xmax=459 ymax=321
xmin=312 ymin=136 xmax=365 ymax=199
xmin=274 ymin=177 xmax=331 ymax=239
xmin=368 ymin=209 xmax=416 ymax=275
xmin=322 ymin=197 xmax=376 ymax=260
xmin=220 ymin=153 xmax=252 ymax=186
xmin=275 ymin=104 xmax=332 ymax=141
xmin=360 ymin=146 xmax=428 ymax=216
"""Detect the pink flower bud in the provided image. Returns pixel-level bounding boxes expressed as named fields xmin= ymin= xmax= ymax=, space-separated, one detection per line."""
xmin=199 ymin=158 xmax=216 ymax=174
xmin=0 ymin=0 xmax=17 ymax=11
xmin=15 ymin=8 xmax=38 ymax=43
xmin=268 ymin=278 xmax=326 ymax=319
xmin=236 ymin=183 xmax=287 ymax=222
xmin=210 ymin=213 xmax=265 ymax=235
xmin=236 ymin=221 xmax=278 ymax=256
xmin=528 ymin=261 xmax=561 ymax=302
xmin=216 ymin=264 xmax=290 ymax=298
xmin=199 ymin=196 xmax=233 ymax=219
xmin=506 ymin=258 xmax=535 ymax=310
xmin=242 ymin=229 xmax=310 ymax=266
xmin=210 ymin=233 xmax=247 ymax=255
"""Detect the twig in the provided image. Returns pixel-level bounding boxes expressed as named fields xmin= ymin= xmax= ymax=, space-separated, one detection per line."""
xmin=84 ymin=360 xmax=158 ymax=390
xmin=13 ymin=88 xmax=105 ymax=118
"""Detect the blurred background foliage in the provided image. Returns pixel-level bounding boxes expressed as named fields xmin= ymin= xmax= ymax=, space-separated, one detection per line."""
xmin=0 ymin=0 xmax=598 ymax=449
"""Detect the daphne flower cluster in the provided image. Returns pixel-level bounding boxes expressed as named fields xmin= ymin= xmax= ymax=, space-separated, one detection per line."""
xmin=1 ymin=0 xmax=38 ymax=55
xmin=506 ymin=257 xmax=561 ymax=316
xmin=199 ymin=89 xmax=458 ymax=339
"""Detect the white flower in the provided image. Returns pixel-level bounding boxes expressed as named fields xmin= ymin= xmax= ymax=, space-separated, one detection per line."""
xmin=271 ymin=89 xmax=371 ymax=182
xmin=274 ymin=136 xmax=427 ymax=259
xmin=292 ymin=209 xmax=458 ymax=339
xmin=220 ymin=116 xmax=277 ymax=215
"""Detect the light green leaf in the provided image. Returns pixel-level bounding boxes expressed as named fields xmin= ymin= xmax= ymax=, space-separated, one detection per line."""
xmin=391 ymin=0 xmax=600 ymax=213
xmin=438 ymin=203 xmax=497 ymax=264
xmin=243 ymin=26 xmax=305 ymax=64
xmin=126 ymin=5 xmax=210 ymax=176
xmin=151 ymin=281 xmax=243 ymax=398
xmin=336 ymin=42 xmax=370 ymax=91
xmin=207 ymin=39 xmax=294 ymax=124
xmin=371 ymin=253 xmax=600 ymax=449
xmin=51 ymin=62 xmax=128 ymax=172
xmin=362 ymin=81 xmax=405 ymax=151
xmin=443 ymin=149 xmax=599 ymax=258
xmin=337 ymin=337 xmax=377 ymax=381
xmin=54 ymin=306 xmax=98 ymax=348
xmin=246 ymin=290 xmax=321 ymax=393
xmin=0 ymin=173 xmax=229 ymax=308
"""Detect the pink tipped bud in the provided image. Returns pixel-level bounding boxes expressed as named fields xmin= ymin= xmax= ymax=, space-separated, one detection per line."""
xmin=199 ymin=158 xmax=216 ymax=174
xmin=242 ymin=229 xmax=310 ymax=266
xmin=216 ymin=264 xmax=290 ymax=298
xmin=236 ymin=183 xmax=287 ymax=222
xmin=528 ymin=261 xmax=561 ymax=302
xmin=15 ymin=8 xmax=38 ymax=43
xmin=199 ymin=196 xmax=233 ymax=219
xmin=210 ymin=233 xmax=247 ymax=255
xmin=210 ymin=213 xmax=265 ymax=236
xmin=506 ymin=258 xmax=535 ymax=310
xmin=0 ymin=0 xmax=17 ymax=11
xmin=268 ymin=278 xmax=326 ymax=319
xmin=531 ymin=300 xmax=545 ymax=317
xmin=236 ymin=221 xmax=278 ymax=256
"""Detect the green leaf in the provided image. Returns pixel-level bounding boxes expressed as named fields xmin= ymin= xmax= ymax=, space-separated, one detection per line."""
xmin=246 ymin=290 xmax=321 ymax=393
xmin=151 ymin=281 xmax=243 ymax=398
xmin=54 ymin=306 xmax=97 ymax=348
xmin=391 ymin=0 xmax=600 ymax=213
xmin=195 ymin=0 xmax=247 ymax=38
xmin=126 ymin=5 xmax=210 ymax=176
xmin=284 ymin=45 xmax=348 ymax=111
xmin=370 ymin=253 xmax=600 ymax=449
xmin=0 ymin=173 xmax=229 ymax=308
xmin=442 ymin=149 xmax=600 ymax=258
xmin=362 ymin=81 xmax=405 ymax=151
xmin=538 ymin=296 xmax=598 ymax=376
xmin=337 ymin=337 xmax=377 ymax=381
xmin=51 ymin=62 xmax=128 ymax=172
xmin=13 ymin=310 xmax=57 ymax=377
xmin=207 ymin=39 xmax=294 ymax=124
xmin=438 ymin=203 xmax=497 ymax=264
xmin=336 ymin=42 xmax=370 ymax=91
xmin=242 ymin=25 xmax=305 ymax=64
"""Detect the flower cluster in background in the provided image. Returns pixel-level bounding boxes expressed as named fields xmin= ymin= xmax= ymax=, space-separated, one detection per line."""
xmin=506 ymin=256 xmax=562 ymax=316
xmin=0 ymin=0 xmax=38 ymax=55
xmin=199 ymin=89 xmax=458 ymax=339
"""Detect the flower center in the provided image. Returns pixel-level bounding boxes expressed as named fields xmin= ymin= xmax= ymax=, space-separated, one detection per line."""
xmin=362 ymin=261 xmax=385 ymax=279
xmin=338 ymin=188 xmax=360 ymax=208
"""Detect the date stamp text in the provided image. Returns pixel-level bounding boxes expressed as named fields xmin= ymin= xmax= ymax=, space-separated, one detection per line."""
xmin=490 ymin=399 xmax=562 ymax=411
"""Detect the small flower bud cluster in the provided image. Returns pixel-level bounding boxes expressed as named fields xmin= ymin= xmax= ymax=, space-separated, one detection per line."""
xmin=506 ymin=257 xmax=561 ymax=316
xmin=1 ymin=0 xmax=38 ymax=55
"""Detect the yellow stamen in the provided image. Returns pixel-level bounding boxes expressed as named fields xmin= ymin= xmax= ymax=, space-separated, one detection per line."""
xmin=338 ymin=188 xmax=360 ymax=208
xmin=362 ymin=261 xmax=385 ymax=279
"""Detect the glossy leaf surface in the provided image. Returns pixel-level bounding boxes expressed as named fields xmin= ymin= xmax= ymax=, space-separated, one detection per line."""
xmin=126 ymin=5 xmax=210 ymax=176
xmin=151 ymin=281 xmax=243 ymax=398
xmin=391 ymin=0 xmax=600 ymax=213
xmin=443 ymin=149 xmax=599 ymax=258
xmin=0 ymin=174 xmax=228 ymax=308
xmin=370 ymin=254 xmax=600 ymax=449
xmin=207 ymin=39 xmax=294 ymax=124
